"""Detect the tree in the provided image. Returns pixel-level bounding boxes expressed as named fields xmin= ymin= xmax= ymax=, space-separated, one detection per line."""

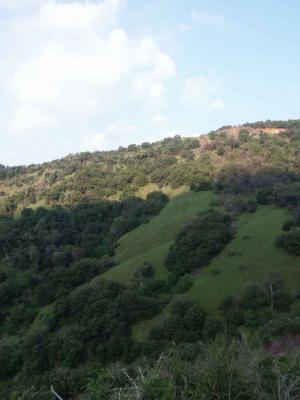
xmin=276 ymin=228 xmax=300 ymax=256
xmin=165 ymin=210 xmax=234 ymax=276
xmin=239 ymin=128 xmax=250 ymax=143
xmin=263 ymin=273 xmax=283 ymax=311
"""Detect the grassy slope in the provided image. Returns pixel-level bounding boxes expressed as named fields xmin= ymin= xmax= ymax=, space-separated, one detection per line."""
xmin=102 ymin=190 xmax=214 ymax=283
xmin=101 ymin=192 xmax=300 ymax=340
xmin=189 ymin=206 xmax=300 ymax=314
xmin=25 ymin=191 xmax=207 ymax=335
xmin=135 ymin=205 xmax=300 ymax=340
xmin=14 ymin=191 xmax=300 ymax=343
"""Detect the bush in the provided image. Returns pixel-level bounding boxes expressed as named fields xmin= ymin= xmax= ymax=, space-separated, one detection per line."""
xmin=190 ymin=181 xmax=213 ymax=192
xmin=239 ymin=128 xmax=250 ymax=143
xmin=174 ymin=274 xmax=193 ymax=294
xmin=273 ymin=182 xmax=300 ymax=208
xmin=138 ymin=279 xmax=171 ymax=297
xmin=276 ymin=228 xmax=300 ymax=256
xmin=0 ymin=339 xmax=22 ymax=379
xmin=145 ymin=191 xmax=169 ymax=215
xmin=263 ymin=316 xmax=300 ymax=338
xmin=256 ymin=187 xmax=273 ymax=205
xmin=165 ymin=210 xmax=234 ymax=276
xmin=282 ymin=219 xmax=297 ymax=231
xmin=223 ymin=195 xmax=257 ymax=215
xmin=130 ymin=262 xmax=154 ymax=289
xmin=150 ymin=299 xmax=207 ymax=344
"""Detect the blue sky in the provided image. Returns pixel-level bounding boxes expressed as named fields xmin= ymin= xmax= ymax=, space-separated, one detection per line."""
xmin=0 ymin=0 xmax=300 ymax=166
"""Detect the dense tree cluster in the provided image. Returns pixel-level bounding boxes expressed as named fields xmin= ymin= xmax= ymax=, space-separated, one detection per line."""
xmin=219 ymin=274 xmax=300 ymax=339
xmin=150 ymin=298 xmax=207 ymax=343
xmin=0 ymin=280 xmax=165 ymax=395
xmin=0 ymin=190 xmax=168 ymax=266
xmin=276 ymin=228 xmax=300 ymax=256
xmin=149 ymin=274 xmax=300 ymax=351
xmin=0 ymin=136 xmax=202 ymax=210
xmin=165 ymin=210 xmax=235 ymax=277
xmin=220 ymin=194 xmax=257 ymax=216
xmin=276 ymin=205 xmax=300 ymax=256
xmin=0 ymin=193 xmax=171 ymax=396
xmin=215 ymin=165 xmax=299 ymax=196
xmin=0 ymin=192 xmax=169 ymax=311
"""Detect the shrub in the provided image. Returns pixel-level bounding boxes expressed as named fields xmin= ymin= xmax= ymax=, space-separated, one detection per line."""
xmin=174 ymin=274 xmax=193 ymax=294
xmin=165 ymin=210 xmax=234 ymax=276
xmin=276 ymin=228 xmax=300 ymax=256
xmin=256 ymin=187 xmax=273 ymax=205
xmin=145 ymin=191 xmax=169 ymax=215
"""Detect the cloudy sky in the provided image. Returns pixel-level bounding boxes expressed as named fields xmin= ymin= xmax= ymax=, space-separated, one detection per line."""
xmin=0 ymin=0 xmax=300 ymax=165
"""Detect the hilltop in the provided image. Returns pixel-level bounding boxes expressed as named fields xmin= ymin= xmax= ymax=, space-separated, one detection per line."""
xmin=0 ymin=119 xmax=299 ymax=214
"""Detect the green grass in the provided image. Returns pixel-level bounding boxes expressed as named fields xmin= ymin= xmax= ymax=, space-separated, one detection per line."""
xmin=34 ymin=192 xmax=211 ymax=325
xmin=128 ymin=203 xmax=299 ymax=341
xmin=102 ymin=190 xmax=214 ymax=283
xmin=99 ymin=194 xmax=300 ymax=341
xmin=188 ymin=205 xmax=300 ymax=314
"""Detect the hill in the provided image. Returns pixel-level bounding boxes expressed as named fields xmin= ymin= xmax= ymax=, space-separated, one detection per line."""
xmin=113 ymin=194 xmax=300 ymax=341
xmin=0 ymin=119 xmax=299 ymax=214
xmin=0 ymin=119 xmax=299 ymax=398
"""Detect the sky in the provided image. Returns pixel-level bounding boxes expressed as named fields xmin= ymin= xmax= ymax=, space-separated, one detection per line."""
xmin=0 ymin=0 xmax=300 ymax=166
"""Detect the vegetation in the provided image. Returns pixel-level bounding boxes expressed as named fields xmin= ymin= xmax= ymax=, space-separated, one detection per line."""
xmin=0 ymin=119 xmax=300 ymax=213
xmin=165 ymin=210 xmax=235 ymax=277
xmin=81 ymin=337 xmax=300 ymax=400
xmin=0 ymin=119 xmax=299 ymax=398
xmin=104 ymin=190 xmax=213 ymax=283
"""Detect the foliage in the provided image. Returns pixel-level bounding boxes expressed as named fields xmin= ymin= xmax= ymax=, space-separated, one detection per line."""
xmin=149 ymin=298 xmax=207 ymax=343
xmin=0 ymin=119 xmax=300 ymax=397
xmin=0 ymin=120 xmax=299 ymax=212
xmin=165 ymin=210 xmax=234 ymax=276
xmin=83 ymin=337 xmax=300 ymax=400
xmin=276 ymin=228 xmax=300 ymax=256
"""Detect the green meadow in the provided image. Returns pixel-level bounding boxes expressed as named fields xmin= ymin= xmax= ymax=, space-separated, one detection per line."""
xmin=103 ymin=190 xmax=214 ymax=283
xmin=101 ymin=191 xmax=300 ymax=339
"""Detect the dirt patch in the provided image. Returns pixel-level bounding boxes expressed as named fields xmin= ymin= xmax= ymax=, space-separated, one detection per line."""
xmin=217 ymin=126 xmax=287 ymax=138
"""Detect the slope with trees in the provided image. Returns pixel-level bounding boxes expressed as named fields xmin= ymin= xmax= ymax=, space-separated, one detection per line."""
xmin=0 ymin=119 xmax=299 ymax=398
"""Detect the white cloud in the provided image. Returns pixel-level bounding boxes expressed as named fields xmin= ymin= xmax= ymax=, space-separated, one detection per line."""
xmin=182 ymin=75 xmax=224 ymax=111
xmin=107 ymin=123 xmax=141 ymax=134
xmin=210 ymin=100 xmax=225 ymax=110
xmin=0 ymin=0 xmax=44 ymax=10
xmin=1 ymin=0 xmax=176 ymax=134
xmin=81 ymin=132 xmax=106 ymax=151
xmin=8 ymin=106 xmax=55 ymax=134
xmin=38 ymin=0 xmax=124 ymax=33
xmin=81 ymin=123 xmax=142 ymax=151
xmin=182 ymin=76 xmax=218 ymax=103
xmin=132 ymin=37 xmax=176 ymax=106
xmin=152 ymin=114 xmax=167 ymax=124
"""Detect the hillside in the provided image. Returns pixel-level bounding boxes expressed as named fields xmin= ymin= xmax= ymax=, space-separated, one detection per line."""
xmin=107 ymin=193 xmax=300 ymax=341
xmin=0 ymin=119 xmax=300 ymax=214
xmin=104 ymin=191 xmax=213 ymax=282
xmin=0 ymin=119 xmax=299 ymax=398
